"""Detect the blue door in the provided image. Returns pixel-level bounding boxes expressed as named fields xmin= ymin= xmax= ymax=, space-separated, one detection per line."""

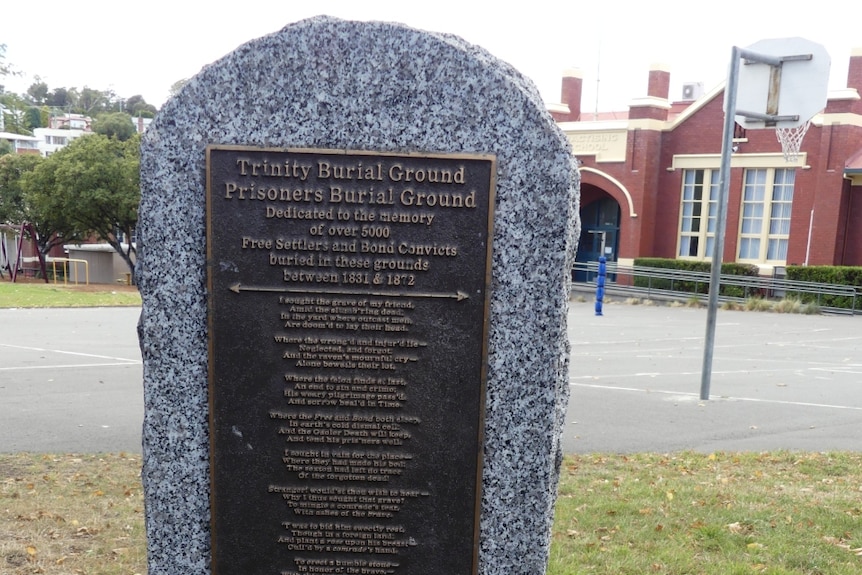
xmin=574 ymin=197 xmax=620 ymax=282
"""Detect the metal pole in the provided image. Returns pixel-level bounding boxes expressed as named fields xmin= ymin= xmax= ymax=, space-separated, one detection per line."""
xmin=805 ymin=208 xmax=814 ymax=266
xmin=700 ymin=46 xmax=741 ymax=401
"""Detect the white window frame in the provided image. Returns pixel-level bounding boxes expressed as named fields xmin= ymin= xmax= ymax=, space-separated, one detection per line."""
xmin=677 ymin=168 xmax=719 ymax=260
xmin=737 ymin=168 xmax=795 ymax=264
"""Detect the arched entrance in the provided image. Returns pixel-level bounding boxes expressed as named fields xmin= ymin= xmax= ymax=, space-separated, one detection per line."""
xmin=574 ymin=187 xmax=621 ymax=282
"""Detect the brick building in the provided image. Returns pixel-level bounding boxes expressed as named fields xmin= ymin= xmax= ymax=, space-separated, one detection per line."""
xmin=552 ymin=47 xmax=862 ymax=277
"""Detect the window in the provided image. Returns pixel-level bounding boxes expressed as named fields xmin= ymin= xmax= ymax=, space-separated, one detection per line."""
xmin=738 ymin=168 xmax=795 ymax=263
xmin=677 ymin=169 xmax=719 ymax=259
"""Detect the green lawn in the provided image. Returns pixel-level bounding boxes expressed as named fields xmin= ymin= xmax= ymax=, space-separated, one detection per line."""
xmin=3 ymin=451 xmax=861 ymax=575
xmin=551 ymin=451 xmax=862 ymax=575
xmin=0 ymin=280 xmax=140 ymax=308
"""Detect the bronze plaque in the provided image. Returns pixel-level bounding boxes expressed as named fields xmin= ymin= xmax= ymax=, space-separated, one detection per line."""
xmin=206 ymin=146 xmax=495 ymax=575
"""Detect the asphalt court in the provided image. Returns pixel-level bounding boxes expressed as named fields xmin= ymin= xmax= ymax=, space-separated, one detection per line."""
xmin=1 ymin=303 xmax=860 ymax=453
xmin=0 ymin=307 xmax=143 ymax=453
xmin=565 ymin=299 xmax=862 ymax=453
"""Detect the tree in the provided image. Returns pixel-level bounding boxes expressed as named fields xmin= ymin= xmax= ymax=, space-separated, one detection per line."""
xmin=27 ymin=79 xmax=49 ymax=105
xmin=93 ymin=112 xmax=136 ymax=141
xmin=0 ymin=153 xmax=39 ymax=224
xmin=23 ymin=134 xmax=140 ymax=277
xmin=0 ymin=43 xmax=15 ymax=84
xmin=78 ymin=86 xmax=106 ymax=115
xmin=5 ymin=152 xmax=85 ymax=253
xmin=47 ymin=86 xmax=76 ymax=109
xmin=0 ymin=153 xmax=82 ymax=256
xmin=169 ymin=78 xmax=188 ymax=97
xmin=124 ymin=94 xmax=158 ymax=118
xmin=25 ymin=107 xmax=43 ymax=129
xmin=0 ymin=92 xmax=31 ymax=134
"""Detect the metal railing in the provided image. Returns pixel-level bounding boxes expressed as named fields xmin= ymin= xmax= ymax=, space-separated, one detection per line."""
xmin=572 ymin=262 xmax=860 ymax=315
xmin=48 ymin=257 xmax=90 ymax=286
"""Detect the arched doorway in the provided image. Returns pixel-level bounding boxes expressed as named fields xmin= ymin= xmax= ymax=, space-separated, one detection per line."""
xmin=574 ymin=190 xmax=621 ymax=282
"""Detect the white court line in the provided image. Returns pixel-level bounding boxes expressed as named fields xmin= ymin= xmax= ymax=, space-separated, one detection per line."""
xmin=0 ymin=343 xmax=140 ymax=363
xmin=570 ymin=382 xmax=862 ymax=411
xmin=569 ymin=337 xmax=703 ymax=346
xmin=810 ymin=367 xmax=862 ymax=375
xmin=0 ymin=362 xmax=140 ymax=372
xmin=569 ymin=367 xmax=797 ymax=379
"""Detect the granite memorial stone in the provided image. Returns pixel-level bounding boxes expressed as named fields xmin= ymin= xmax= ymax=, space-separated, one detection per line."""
xmin=138 ymin=16 xmax=579 ymax=575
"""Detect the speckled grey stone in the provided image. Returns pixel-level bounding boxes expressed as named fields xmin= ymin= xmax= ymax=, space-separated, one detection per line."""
xmin=138 ymin=16 xmax=579 ymax=575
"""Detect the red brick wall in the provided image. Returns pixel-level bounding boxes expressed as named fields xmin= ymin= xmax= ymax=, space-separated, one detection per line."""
xmin=565 ymin=53 xmax=862 ymax=267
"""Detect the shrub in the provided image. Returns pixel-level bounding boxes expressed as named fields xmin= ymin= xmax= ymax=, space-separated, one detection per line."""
xmin=785 ymin=265 xmax=862 ymax=311
xmin=633 ymin=258 xmax=760 ymax=298
xmin=744 ymin=297 xmax=772 ymax=312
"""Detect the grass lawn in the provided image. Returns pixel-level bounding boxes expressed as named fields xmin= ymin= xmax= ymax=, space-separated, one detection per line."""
xmin=0 ymin=453 xmax=146 ymax=575
xmin=3 ymin=451 xmax=862 ymax=574
xmin=551 ymin=451 xmax=862 ymax=575
xmin=0 ymin=279 xmax=140 ymax=308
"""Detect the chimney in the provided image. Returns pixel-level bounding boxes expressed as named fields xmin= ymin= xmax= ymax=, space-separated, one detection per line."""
xmin=629 ymin=63 xmax=672 ymax=121
xmin=551 ymin=68 xmax=582 ymax=122
xmin=647 ymin=63 xmax=670 ymax=100
xmin=848 ymin=46 xmax=862 ymax=93
xmin=828 ymin=47 xmax=862 ymax=114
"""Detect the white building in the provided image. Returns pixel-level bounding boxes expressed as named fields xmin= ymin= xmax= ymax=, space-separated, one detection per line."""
xmin=33 ymin=127 xmax=88 ymax=156
xmin=0 ymin=131 xmax=40 ymax=154
xmin=49 ymin=113 xmax=92 ymax=131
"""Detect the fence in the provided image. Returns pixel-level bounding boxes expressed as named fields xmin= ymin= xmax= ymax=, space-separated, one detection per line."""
xmin=572 ymin=262 xmax=860 ymax=315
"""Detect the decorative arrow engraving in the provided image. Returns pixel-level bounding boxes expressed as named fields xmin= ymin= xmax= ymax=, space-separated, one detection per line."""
xmin=228 ymin=283 xmax=469 ymax=301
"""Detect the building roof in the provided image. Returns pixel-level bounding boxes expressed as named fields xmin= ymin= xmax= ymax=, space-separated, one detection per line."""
xmin=0 ymin=131 xmax=39 ymax=141
xmin=845 ymin=147 xmax=862 ymax=174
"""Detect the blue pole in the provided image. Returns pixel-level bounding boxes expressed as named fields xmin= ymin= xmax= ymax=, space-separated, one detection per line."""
xmin=595 ymin=256 xmax=606 ymax=316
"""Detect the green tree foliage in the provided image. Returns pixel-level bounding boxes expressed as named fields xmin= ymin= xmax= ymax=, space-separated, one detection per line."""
xmin=93 ymin=112 xmax=136 ymax=141
xmin=0 ymin=154 xmax=83 ymax=255
xmin=124 ymin=94 xmax=158 ymax=118
xmin=46 ymin=86 xmax=76 ymax=109
xmin=27 ymin=79 xmax=49 ymax=105
xmin=0 ymin=43 xmax=15 ymax=86
xmin=0 ymin=152 xmax=81 ymax=255
xmin=169 ymin=78 xmax=188 ymax=97
xmin=78 ymin=87 xmax=105 ymax=114
xmin=25 ymin=107 xmax=42 ymax=129
xmin=0 ymin=153 xmax=40 ymax=224
xmin=23 ymin=134 xmax=140 ymax=276
xmin=0 ymin=140 xmax=12 ymax=156
xmin=0 ymin=92 xmax=31 ymax=135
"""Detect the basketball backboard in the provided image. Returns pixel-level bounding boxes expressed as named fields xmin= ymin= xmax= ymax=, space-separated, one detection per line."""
xmin=730 ymin=36 xmax=830 ymax=130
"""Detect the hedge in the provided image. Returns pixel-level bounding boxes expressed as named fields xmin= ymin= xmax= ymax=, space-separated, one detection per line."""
xmin=632 ymin=258 xmax=760 ymax=298
xmin=785 ymin=265 xmax=862 ymax=311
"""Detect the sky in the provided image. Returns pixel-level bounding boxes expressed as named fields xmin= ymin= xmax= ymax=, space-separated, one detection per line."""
xmin=1 ymin=1 xmax=858 ymax=114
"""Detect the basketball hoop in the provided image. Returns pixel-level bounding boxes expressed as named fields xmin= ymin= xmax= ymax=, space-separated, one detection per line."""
xmin=728 ymin=37 xmax=829 ymax=165
xmin=775 ymin=119 xmax=811 ymax=163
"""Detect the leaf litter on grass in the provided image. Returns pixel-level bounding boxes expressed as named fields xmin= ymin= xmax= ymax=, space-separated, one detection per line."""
xmin=4 ymin=450 xmax=862 ymax=575
xmin=0 ymin=452 xmax=146 ymax=575
xmin=550 ymin=451 xmax=862 ymax=575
